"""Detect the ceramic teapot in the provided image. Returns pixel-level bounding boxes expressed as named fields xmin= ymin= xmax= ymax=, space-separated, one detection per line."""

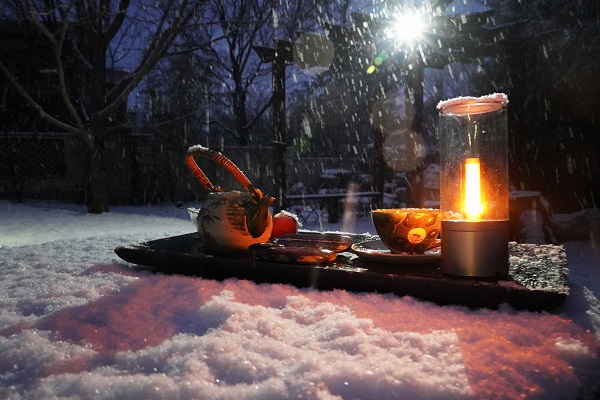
xmin=185 ymin=145 xmax=274 ymax=252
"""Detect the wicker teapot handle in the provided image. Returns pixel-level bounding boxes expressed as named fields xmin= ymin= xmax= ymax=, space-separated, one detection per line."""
xmin=185 ymin=146 xmax=262 ymax=199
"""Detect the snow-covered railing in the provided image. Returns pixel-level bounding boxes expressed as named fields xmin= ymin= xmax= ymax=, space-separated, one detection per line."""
xmin=286 ymin=191 xmax=382 ymax=223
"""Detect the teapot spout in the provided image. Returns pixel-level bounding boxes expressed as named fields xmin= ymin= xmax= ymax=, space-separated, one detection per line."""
xmin=247 ymin=195 xmax=275 ymax=238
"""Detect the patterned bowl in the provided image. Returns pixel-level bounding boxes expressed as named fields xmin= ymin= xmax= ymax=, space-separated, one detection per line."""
xmin=371 ymin=208 xmax=442 ymax=254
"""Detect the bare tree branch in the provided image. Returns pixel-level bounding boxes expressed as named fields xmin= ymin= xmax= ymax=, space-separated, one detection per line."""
xmin=99 ymin=0 xmax=207 ymax=119
xmin=0 ymin=58 xmax=79 ymax=135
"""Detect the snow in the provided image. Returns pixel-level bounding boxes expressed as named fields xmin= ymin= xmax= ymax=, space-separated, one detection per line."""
xmin=437 ymin=93 xmax=508 ymax=112
xmin=1 ymin=200 xmax=599 ymax=399
xmin=444 ymin=0 xmax=493 ymax=18
xmin=188 ymin=144 xmax=210 ymax=153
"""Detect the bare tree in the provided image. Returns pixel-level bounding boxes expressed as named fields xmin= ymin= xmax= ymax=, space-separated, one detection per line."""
xmin=180 ymin=0 xmax=336 ymax=145
xmin=0 ymin=0 xmax=206 ymax=213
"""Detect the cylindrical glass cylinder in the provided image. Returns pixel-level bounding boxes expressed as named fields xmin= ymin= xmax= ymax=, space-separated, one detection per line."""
xmin=438 ymin=94 xmax=509 ymax=221
xmin=437 ymin=94 xmax=509 ymax=278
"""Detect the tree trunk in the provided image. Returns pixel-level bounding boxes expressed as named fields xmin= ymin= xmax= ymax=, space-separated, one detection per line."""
xmin=86 ymin=146 xmax=109 ymax=214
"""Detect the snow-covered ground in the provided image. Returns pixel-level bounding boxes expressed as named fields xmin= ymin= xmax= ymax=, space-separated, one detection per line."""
xmin=1 ymin=200 xmax=599 ymax=399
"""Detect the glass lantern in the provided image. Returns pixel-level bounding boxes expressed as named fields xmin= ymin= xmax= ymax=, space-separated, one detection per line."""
xmin=437 ymin=94 xmax=509 ymax=278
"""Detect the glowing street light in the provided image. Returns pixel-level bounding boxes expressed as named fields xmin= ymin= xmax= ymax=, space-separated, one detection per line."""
xmin=386 ymin=11 xmax=426 ymax=44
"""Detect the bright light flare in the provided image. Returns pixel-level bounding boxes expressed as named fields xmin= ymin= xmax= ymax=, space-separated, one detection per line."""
xmin=464 ymin=158 xmax=484 ymax=220
xmin=387 ymin=11 xmax=425 ymax=42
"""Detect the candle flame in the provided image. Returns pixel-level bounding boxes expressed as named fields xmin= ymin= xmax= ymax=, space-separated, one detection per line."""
xmin=465 ymin=158 xmax=483 ymax=220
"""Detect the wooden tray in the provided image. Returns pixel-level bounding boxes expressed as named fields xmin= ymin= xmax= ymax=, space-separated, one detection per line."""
xmin=114 ymin=233 xmax=569 ymax=311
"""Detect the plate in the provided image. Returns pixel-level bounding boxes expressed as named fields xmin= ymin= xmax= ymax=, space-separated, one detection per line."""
xmin=351 ymin=239 xmax=441 ymax=264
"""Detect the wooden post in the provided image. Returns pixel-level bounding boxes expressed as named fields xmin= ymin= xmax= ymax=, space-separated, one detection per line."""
xmin=253 ymin=41 xmax=293 ymax=213
xmin=272 ymin=40 xmax=288 ymax=213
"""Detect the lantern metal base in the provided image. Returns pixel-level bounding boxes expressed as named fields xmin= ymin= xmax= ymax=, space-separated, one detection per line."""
xmin=441 ymin=220 xmax=509 ymax=278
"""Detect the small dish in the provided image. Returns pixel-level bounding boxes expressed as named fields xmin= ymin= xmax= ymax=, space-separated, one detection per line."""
xmin=272 ymin=232 xmax=353 ymax=253
xmin=351 ymin=239 xmax=441 ymax=264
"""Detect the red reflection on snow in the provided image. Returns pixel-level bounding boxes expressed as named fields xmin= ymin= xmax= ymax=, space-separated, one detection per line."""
xmin=26 ymin=275 xmax=599 ymax=399
xmin=36 ymin=275 xmax=225 ymax=354
xmin=286 ymin=289 xmax=600 ymax=400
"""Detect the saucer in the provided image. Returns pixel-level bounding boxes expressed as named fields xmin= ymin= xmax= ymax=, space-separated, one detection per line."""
xmin=351 ymin=239 xmax=441 ymax=264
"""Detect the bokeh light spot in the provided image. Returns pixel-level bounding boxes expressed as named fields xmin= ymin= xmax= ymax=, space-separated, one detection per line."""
xmin=293 ymin=34 xmax=334 ymax=71
xmin=383 ymin=130 xmax=425 ymax=172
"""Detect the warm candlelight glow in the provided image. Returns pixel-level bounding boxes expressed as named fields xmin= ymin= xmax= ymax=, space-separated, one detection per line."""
xmin=465 ymin=157 xmax=483 ymax=220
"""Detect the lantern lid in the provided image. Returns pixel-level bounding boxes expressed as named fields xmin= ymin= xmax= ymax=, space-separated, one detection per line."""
xmin=437 ymin=93 xmax=508 ymax=116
